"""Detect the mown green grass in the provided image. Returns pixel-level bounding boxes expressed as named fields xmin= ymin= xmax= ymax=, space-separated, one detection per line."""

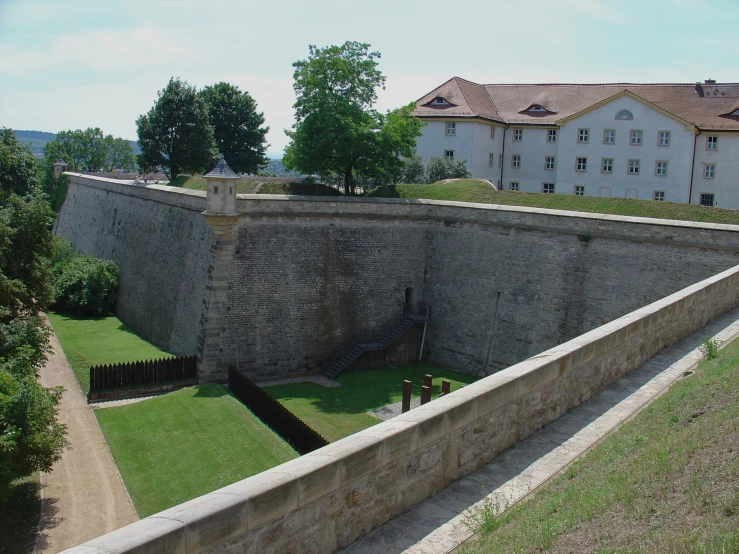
xmin=367 ymin=180 xmax=739 ymax=225
xmin=461 ymin=337 xmax=739 ymax=553
xmin=172 ymin=174 xmax=341 ymax=196
xmin=47 ymin=312 xmax=172 ymax=393
xmin=264 ymin=363 xmax=478 ymax=442
xmin=94 ymin=384 xmax=298 ymax=517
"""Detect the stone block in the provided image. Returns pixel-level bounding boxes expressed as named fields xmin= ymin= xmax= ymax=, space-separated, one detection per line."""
xmin=362 ymin=419 xmax=419 ymax=465
xmin=80 ymin=516 xmax=185 ymax=554
xmin=217 ymin=470 xmax=298 ymax=530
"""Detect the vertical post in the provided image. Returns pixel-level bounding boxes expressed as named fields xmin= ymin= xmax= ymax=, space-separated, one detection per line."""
xmin=402 ymin=380 xmax=412 ymax=413
xmin=423 ymin=374 xmax=432 ymax=389
xmin=441 ymin=379 xmax=451 ymax=396
xmin=421 ymin=385 xmax=431 ymax=405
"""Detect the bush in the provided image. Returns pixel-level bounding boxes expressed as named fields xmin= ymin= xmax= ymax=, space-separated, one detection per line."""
xmin=426 ymin=156 xmax=471 ymax=183
xmin=53 ymin=256 xmax=119 ymax=316
xmin=401 ymin=154 xmax=425 ymax=184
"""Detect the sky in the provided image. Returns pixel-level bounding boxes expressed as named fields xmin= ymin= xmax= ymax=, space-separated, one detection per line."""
xmin=0 ymin=0 xmax=737 ymax=159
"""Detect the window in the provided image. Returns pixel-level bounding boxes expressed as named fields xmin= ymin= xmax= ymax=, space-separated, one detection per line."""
xmin=707 ymin=136 xmax=718 ymax=150
xmin=548 ymin=129 xmax=557 ymax=143
xmin=578 ymin=129 xmax=589 ymax=143
xmin=545 ymin=156 xmax=555 ymax=170
xmin=655 ymin=161 xmax=668 ymax=176
xmin=628 ymin=159 xmax=641 ymax=174
xmin=512 ymin=154 xmax=521 ymax=168
xmin=615 ymin=109 xmax=634 ymax=120
xmin=513 ymin=129 xmax=523 ymax=141
xmin=575 ymin=185 xmax=585 ymax=196
xmin=630 ymin=130 xmax=643 ymax=145
xmin=510 ymin=181 xmax=519 ymax=191
xmin=603 ymin=129 xmax=615 ymax=144
xmin=446 ymin=122 xmax=456 ymax=136
xmin=213 ymin=186 xmax=219 ymax=194
xmin=704 ymin=163 xmax=715 ymax=178
xmin=658 ymin=131 xmax=671 ymax=146
xmin=700 ymin=193 xmax=715 ymax=207
xmin=576 ymin=157 xmax=587 ymax=172
xmin=433 ymin=97 xmax=449 ymax=105
xmin=654 ymin=191 xmax=665 ymax=201
xmin=601 ymin=158 xmax=613 ymax=173
xmin=542 ymin=183 xmax=555 ymax=194
xmin=488 ymin=153 xmax=494 ymax=167
xmin=490 ymin=126 xmax=495 ymax=139
xmin=444 ymin=150 xmax=454 ymax=160
xmin=528 ymin=105 xmax=547 ymax=112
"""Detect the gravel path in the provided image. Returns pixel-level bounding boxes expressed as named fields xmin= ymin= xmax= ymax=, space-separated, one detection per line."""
xmin=36 ymin=328 xmax=137 ymax=553
xmin=368 ymin=397 xmax=422 ymax=420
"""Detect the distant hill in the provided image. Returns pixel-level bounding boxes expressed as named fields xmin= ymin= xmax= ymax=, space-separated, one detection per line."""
xmin=10 ymin=129 xmax=141 ymax=156
xmin=265 ymin=158 xmax=300 ymax=177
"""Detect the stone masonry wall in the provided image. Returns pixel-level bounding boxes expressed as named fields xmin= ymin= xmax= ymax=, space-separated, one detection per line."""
xmin=54 ymin=175 xmax=214 ymax=356
xmin=61 ymin=263 xmax=739 ymax=554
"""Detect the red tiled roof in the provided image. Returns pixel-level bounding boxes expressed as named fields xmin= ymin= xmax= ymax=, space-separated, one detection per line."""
xmin=412 ymin=77 xmax=739 ymax=130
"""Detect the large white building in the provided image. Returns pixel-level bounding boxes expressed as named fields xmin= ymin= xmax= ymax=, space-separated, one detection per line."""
xmin=411 ymin=78 xmax=739 ymax=208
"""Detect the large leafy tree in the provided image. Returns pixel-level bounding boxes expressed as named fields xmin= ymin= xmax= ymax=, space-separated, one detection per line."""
xmin=0 ymin=129 xmax=38 ymax=197
xmin=200 ymin=83 xmax=269 ymax=175
xmin=136 ymin=78 xmax=218 ymax=180
xmin=283 ymin=41 xmax=424 ymax=195
xmin=0 ymin=190 xmax=68 ymax=503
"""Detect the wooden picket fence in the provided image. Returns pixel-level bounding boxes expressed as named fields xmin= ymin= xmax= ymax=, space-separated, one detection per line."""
xmin=89 ymin=355 xmax=197 ymax=394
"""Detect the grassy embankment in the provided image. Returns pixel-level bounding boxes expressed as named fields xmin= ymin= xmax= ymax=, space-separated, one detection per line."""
xmin=264 ymin=363 xmax=478 ymax=442
xmin=172 ymin=174 xmax=341 ymax=196
xmin=47 ymin=312 xmax=171 ymax=394
xmin=460 ymin=337 xmax=739 ymax=553
xmin=366 ymin=180 xmax=739 ymax=225
xmin=95 ymin=384 xmax=298 ymax=517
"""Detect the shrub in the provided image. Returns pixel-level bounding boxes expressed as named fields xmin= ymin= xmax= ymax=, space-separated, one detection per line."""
xmin=401 ymin=154 xmax=425 ymax=184
xmin=50 ymin=237 xmax=77 ymax=266
xmin=426 ymin=157 xmax=471 ymax=183
xmin=53 ymin=256 xmax=119 ymax=316
xmin=700 ymin=337 xmax=720 ymax=360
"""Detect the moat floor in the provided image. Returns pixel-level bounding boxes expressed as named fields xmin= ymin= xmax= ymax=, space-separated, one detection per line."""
xmin=340 ymin=306 xmax=739 ymax=554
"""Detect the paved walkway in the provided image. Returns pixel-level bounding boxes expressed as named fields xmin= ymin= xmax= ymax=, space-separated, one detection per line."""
xmin=342 ymin=307 xmax=739 ymax=554
xmin=36 ymin=328 xmax=138 ymax=553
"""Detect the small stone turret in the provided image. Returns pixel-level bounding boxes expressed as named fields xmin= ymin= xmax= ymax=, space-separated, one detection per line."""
xmin=53 ymin=159 xmax=68 ymax=179
xmin=203 ymin=157 xmax=238 ymax=216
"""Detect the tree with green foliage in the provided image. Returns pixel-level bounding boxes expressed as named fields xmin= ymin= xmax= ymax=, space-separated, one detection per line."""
xmin=283 ymin=41 xmax=424 ymax=195
xmin=0 ymin=129 xmax=38 ymax=197
xmin=137 ymin=78 xmax=218 ymax=180
xmin=105 ymin=137 xmax=137 ymax=172
xmin=200 ymin=82 xmax=269 ymax=175
xmin=426 ymin=156 xmax=471 ymax=183
xmin=401 ymin=153 xmax=426 ymax=184
xmin=0 ymin=191 xmax=68 ymax=504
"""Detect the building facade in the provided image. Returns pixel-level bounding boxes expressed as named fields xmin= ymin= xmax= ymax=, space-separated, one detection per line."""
xmin=412 ymin=78 xmax=739 ymax=208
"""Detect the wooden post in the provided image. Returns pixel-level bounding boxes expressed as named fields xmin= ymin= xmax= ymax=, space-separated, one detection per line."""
xmin=402 ymin=380 xmax=412 ymax=413
xmin=421 ymin=385 xmax=431 ymax=405
xmin=441 ymin=379 xmax=451 ymax=396
xmin=423 ymin=374 xmax=432 ymax=388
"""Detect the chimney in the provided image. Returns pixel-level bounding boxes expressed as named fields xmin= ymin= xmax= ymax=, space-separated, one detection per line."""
xmin=694 ymin=82 xmax=704 ymax=97
xmin=704 ymin=79 xmax=716 ymax=85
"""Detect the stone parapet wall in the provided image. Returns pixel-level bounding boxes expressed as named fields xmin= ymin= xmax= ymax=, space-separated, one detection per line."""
xmin=62 ymin=264 xmax=739 ymax=554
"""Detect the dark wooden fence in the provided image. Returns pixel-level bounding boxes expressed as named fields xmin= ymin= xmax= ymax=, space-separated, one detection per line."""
xmin=228 ymin=365 xmax=329 ymax=455
xmin=89 ymin=355 xmax=197 ymax=393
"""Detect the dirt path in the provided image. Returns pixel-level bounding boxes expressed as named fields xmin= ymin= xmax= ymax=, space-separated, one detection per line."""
xmin=35 ymin=328 xmax=138 ymax=553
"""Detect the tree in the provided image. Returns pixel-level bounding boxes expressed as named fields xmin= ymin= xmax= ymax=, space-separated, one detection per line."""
xmin=0 ymin=129 xmax=38 ymax=197
xmin=136 ymin=78 xmax=218 ymax=180
xmin=401 ymin=153 xmax=426 ymax=184
xmin=105 ymin=137 xmax=137 ymax=172
xmin=283 ymin=42 xmax=424 ymax=195
xmin=200 ymin=83 xmax=269 ymax=175
xmin=426 ymin=157 xmax=472 ymax=183
xmin=0 ymin=191 xmax=68 ymax=503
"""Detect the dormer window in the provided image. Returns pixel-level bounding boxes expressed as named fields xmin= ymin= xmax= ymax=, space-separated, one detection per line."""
xmin=433 ymin=97 xmax=449 ymax=105
xmin=615 ymin=109 xmax=634 ymax=120
xmin=527 ymin=105 xmax=547 ymax=112
xmin=732 ymin=109 xmax=739 ymax=116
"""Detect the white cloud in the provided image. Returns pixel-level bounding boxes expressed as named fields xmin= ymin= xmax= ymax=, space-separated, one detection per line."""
xmin=0 ymin=22 xmax=193 ymax=74
xmin=565 ymin=0 xmax=625 ymax=22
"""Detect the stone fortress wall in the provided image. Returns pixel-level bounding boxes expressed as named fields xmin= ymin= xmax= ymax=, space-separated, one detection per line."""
xmin=56 ymin=174 xmax=739 ymax=382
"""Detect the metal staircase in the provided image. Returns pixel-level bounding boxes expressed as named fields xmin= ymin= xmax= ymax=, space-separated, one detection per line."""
xmin=325 ymin=303 xmax=431 ymax=378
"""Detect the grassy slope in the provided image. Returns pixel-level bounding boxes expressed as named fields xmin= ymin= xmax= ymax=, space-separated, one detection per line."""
xmin=264 ymin=363 xmax=478 ymax=442
xmin=94 ymin=384 xmax=298 ymax=517
xmin=462 ymin=338 xmax=739 ymax=554
xmin=367 ymin=181 xmax=739 ymax=225
xmin=47 ymin=312 xmax=172 ymax=393
xmin=173 ymin=174 xmax=341 ymax=196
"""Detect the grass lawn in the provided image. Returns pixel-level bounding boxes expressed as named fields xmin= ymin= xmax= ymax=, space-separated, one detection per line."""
xmin=0 ymin=474 xmax=41 ymax=554
xmin=47 ymin=312 xmax=172 ymax=394
xmin=366 ymin=180 xmax=739 ymax=225
xmin=172 ymin=174 xmax=341 ymax=196
xmin=264 ymin=363 xmax=478 ymax=442
xmin=460 ymin=338 xmax=739 ymax=553
xmin=94 ymin=384 xmax=298 ymax=517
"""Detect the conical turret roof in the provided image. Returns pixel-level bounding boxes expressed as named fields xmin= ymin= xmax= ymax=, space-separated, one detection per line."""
xmin=204 ymin=157 xmax=238 ymax=179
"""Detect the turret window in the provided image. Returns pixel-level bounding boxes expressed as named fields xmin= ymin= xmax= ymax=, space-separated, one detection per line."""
xmin=615 ymin=109 xmax=634 ymax=120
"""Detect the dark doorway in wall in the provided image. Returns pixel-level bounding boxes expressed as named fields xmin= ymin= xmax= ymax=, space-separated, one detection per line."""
xmin=405 ymin=287 xmax=414 ymax=308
